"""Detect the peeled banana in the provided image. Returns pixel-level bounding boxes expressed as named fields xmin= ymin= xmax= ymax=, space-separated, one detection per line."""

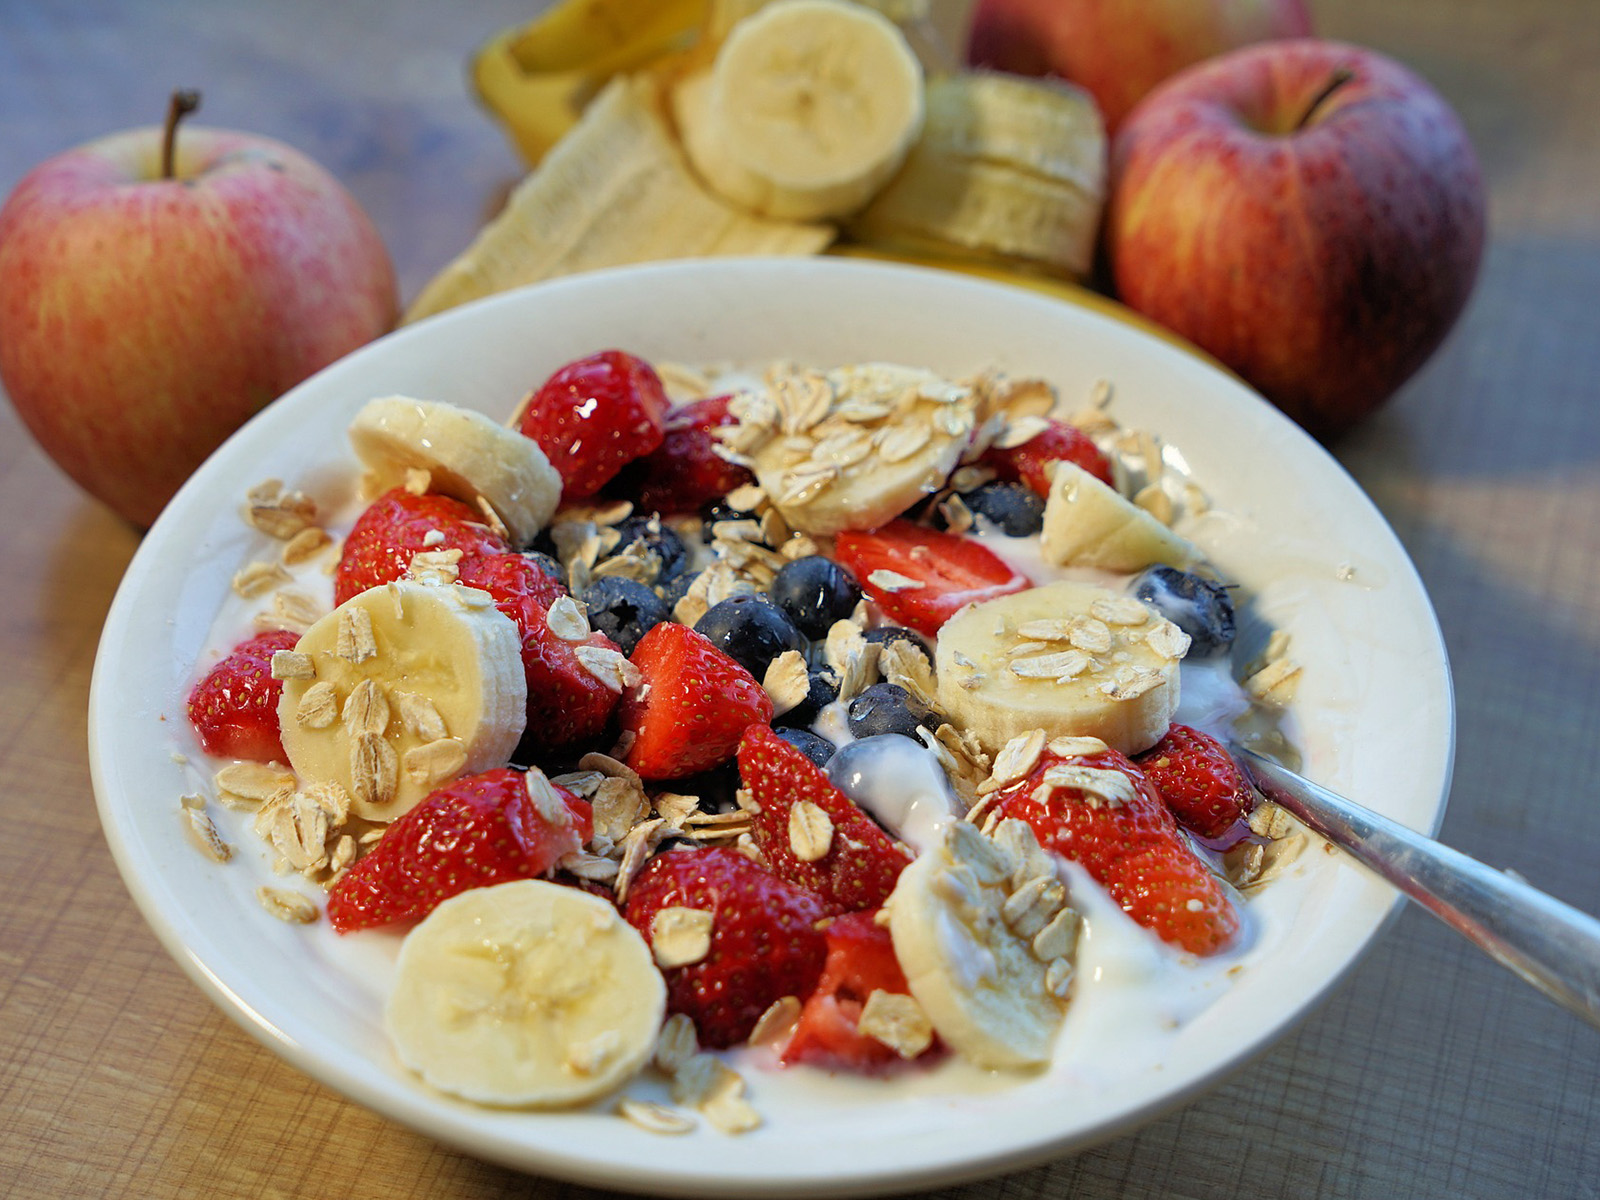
xmin=386 ymin=879 xmax=666 ymax=1107
xmin=1040 ymin=460 xmax=1197 ymax=572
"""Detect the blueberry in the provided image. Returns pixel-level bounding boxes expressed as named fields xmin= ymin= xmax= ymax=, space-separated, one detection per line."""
xmin=524 ymin=550 xmax=567 ymax=591
xmin=698 ymin=497 xmax=760 ymax=543
xmin=963 ymin=481 xmax=1045 ymax=537
xmin=770 ymin=555 xmax=862 ymax=638
xmin=771 ymin=727 xmax=837 ymax=769
xmin=862 ymin=626 xmax=934 ymax=669
xmin=612 ymin=514 xmax=688 ymax=580
xmin=655 ymin=567 xmax=699 ymax=612
xmin=772 ymin=667 xmax=840 ymax=729
xmin=1131 ymin=565 xmax=1236 ymax=657
xmin=694 ymin=594 xmax=806 ymax=677
xmin=581 ymin=576 xmax=670 ymax=656
xmin=846 ymin=682 xmax=944 ymax=741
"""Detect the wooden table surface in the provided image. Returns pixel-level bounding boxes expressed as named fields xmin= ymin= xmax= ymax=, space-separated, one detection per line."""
xmin=3 ymin=1 xmax=1597 ymax=1197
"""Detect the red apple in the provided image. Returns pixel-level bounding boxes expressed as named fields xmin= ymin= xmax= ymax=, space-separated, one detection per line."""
xmin=0 ymin=92 xmax=398 ymax=527
xmin=966 ymin=0 xmax=1313 ymax=131
xmin=1105 ymin=40 xmax=1486 ymax=439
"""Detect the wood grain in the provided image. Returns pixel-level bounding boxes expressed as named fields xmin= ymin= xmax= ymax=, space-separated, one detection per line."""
xmin=2 ymin=1 xmax=1597 ymax=1197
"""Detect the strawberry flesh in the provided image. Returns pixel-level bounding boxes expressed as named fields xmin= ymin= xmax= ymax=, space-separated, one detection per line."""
xmin=1135 ymin=724 xmax=1258 ymax=842
xmin=835 ymin=519 xmax=1030 ymax=636
xmin=186 ymin=630 xmax=299 ymax=762
xmin=334 ymin=488 xmax=509 ymax=606
xmin=606 ymin=394 xmax=754 ymax=515
xmin=517 ymin=349 xmax=670 ymax=500
xmin=980 ymin=417 xmax=1115 ymax=494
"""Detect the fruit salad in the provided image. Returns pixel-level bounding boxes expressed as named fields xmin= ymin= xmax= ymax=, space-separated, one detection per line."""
xmin=180 ymin=349 xmax=1308 ymax=1132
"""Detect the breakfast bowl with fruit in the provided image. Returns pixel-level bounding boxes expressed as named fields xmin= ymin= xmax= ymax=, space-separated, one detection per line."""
xmin=89 ymin=256 xmax=1452 ymax=1196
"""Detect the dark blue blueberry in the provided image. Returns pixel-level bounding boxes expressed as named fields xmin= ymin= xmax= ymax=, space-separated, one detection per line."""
xmin=1131 ymin=565 xmax=1236 ymax=657
xmin=524 ymin=550 xmax=567 ymax=591
xmin=698 ymin=497 xmax=760 ymax=543
xmin=694 ymin=594 xmax=806 ymax=678
xmin=771 ymin=727 xmax=836 ymax=770
xmin=846 ymin=682 xmax=944 ymax=741
xmin=773 ymin=667 xmax=840 ymax=729
xmin=612 ymin=514 xmax=688 ymax=580
xmin=862 ymin=626 xmax=934 ymax=669
xmin=655 ymin=567 xmax=700 ymax=612
xmin=963 ymin=480 xmax=1046 ymax=537
xmin=581 ymin=576 xmax=670 ymax=656
xmin=770 ymin=555 xmax=862 ymax=638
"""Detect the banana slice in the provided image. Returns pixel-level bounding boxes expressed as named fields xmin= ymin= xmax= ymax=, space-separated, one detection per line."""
xmin=348 ymin=396 xmax=562 ymax=547
xmin=675 ymin=0 xmax=925 ymax=221
xmin=277 ymin=579 xmax=527 ymax=822
xmin=847 ymin=71 xmax=1106 ymax=280
xmin=386 ymin=879 xmax=666 ymax=1107
xmin=935 ymin=580 xmax=1189 ymax=756
xmin=887 ymin=819 xmax=1076 ymax=1070
xmin=1040 ymin=460 xmax=1197 ymax=573
xmin=727 ymin=361 xmax=976 ymax=535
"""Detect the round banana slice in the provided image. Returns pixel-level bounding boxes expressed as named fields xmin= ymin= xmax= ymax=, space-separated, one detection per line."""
xmin=735 ymin=361 xmax=977 ymax=535
xmin=887 ymin=820 xmax=1076 ymax=1070
xmin=1040 ymin=460 xmax=1197 ymax=572
xmin=277 ymin=579 xmax=527 ymax=822
xmin=676 ymin=0 xmax=925 ymax=221
xmin=348 ymin=395 xmax=562 ymax=546
xmin=935 ymin=580 xmax=1190 ymax=756
xmin=386 ymin=879 xmax=666 ymax=1107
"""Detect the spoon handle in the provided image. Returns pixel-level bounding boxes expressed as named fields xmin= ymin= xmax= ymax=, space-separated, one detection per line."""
xmin=1230 ymin=744 xmax=1600 ymax=1031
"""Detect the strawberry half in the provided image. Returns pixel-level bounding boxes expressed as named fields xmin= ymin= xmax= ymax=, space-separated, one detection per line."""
xmin=1135 ymin=724 xmax=1258 ymax=842
xmin=326 ymin=767 xmax=591 ymax=933
xmin=980 ymin=417 xmax=1114 ymax=495
xmin=186 ymin=629 xmax=299 ymax=762
xmin=334 ymin=488 xmax=509 ymax=606
xmin=782 ymin=909 xmax=937 ymax=1073
xmin=738 ymin=724 xmax=911 ymax=913
xmin=990 ymin=745 xmax=1239 ymax=956
xmin=517 ymin=349 xmax=670 ymax=500
xmin=835 ymin=519 xmax=1030 ymax=637
xmin=618 ymin=621 xmax=774 ymax=780
xmin=624 ymin=845 xmax=830 ymax=1048
xmin=606 ymin=394 xmax=754 ymax=515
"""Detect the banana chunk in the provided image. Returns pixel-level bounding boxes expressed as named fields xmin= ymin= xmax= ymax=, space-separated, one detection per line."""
xmin=1040 ymin=460 xmax=1197 ymax=573
xmin=386 ymin=880 xmax=666 ymax=1107
xmin=888 ymin=820 xmax=1076 ymax=1070
xmin=935 ymin=581 xmax=1189 ymax=756
xmin=730 ymin=361 xmax=977 ymax=535
xmin=676 ymin=0 xmax=925 ymax=221
xmin=349 ymin=396 xmax=562 ymax=547
xmin=277 ymin=580 xmax=527 ymax=822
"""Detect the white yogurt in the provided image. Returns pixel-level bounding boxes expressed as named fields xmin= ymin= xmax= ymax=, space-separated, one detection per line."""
xmin=825 ymin=734 xmax=964 ymax=854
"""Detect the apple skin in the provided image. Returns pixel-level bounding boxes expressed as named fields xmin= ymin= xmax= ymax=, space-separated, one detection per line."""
xmin=1105 ymin=39 xmax=1486 ymax=439
xmin=966 ymin=0 xmax=1313 ymax=131
xmin=0 ymin=125 xmax=398 ymax=527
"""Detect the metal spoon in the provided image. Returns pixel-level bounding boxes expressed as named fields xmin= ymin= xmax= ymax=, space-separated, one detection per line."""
xmin=1229 ymin=743 xmax=1600 ymax=1031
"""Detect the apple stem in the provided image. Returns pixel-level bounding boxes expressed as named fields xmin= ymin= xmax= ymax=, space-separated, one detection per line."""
xmin=1295 ymin=68 xmax=1355 ymax=132
xmin=162 ymin=89 xmax=201 ymax=180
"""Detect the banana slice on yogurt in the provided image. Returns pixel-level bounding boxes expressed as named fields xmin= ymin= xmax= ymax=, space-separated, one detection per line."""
xmin=935 ymin=580 xmax=1190 ymax=756
xmin=1040 ymin=460 xmax=1197 ymax=572
xmin=386 ymin=879 xmax=666 ymax=1107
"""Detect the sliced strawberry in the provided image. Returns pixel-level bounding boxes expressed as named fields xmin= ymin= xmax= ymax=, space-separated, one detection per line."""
xmin=607 ymin=394 xmax=754 ymax=515
xmin=618 ymin=621 xmax=774 ymax=780
xmin=981 ymin=417 xmax=1115 ymax=495
xmin=1135 ymin=724 xmax=1258 ymax=842
xmin=835 ymin=519 xmax=1031 ymax=637
xmin=782 ymin=909 xmax=938 ymax=1073
xmin=334 ymin=488 xmax=509 ymax=606
xmin=517 ymin=349 xmax=670 ymax=500
xmin=990 ymin=745 xmax=1239 ymax=956
xmin=624 ymin=845 xmax=830 ymax=1048
xmin=327 ymin=767 xmax=591 ymax=933
xmin=738 ymin=724 xmax=911 ymax=913
xmin=456 ymin=551 xmax=568 ymax=613
xmin=186 ymin=630 xmax=300 ymax=762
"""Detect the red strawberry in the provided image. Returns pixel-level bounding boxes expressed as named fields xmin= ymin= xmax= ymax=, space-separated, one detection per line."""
xmin=624 ymin=846 xmax=829 ymax=1048
xmin=990 ymin=745 xmax=1238 ymax=956
xmin=186 ymin=630 xmax=299 ymax=762
xmin=835 ymin=519 xmax=1030 ymax=637
xmin=327 ymin=767 xmax=591 ymax=932
xmin=456 ymin=551 xmax=568 ymax=613
xmin=782 ymin=909 xmax=937 ymax=1072
xmin=737 ymin=724 xmax=911 ymax=913
xmin=334 ymin=488 xmax=509 ymax=606
xmin=618 ymin=621 xmax=774 ymax=780
xmin=981 ymin=417 xmax=1114 ymax=495
xmin=607 ymin=394 xmax=754 ymax=514
xmin=517 ymin=349 xmax=670 ymax=499
xmin=1135 ymin=724 xmax=1258 ymax=842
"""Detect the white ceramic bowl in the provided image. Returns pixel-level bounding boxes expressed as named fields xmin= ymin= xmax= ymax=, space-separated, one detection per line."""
xmin=90 ymin=258 xmax=1453 ymax=1197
